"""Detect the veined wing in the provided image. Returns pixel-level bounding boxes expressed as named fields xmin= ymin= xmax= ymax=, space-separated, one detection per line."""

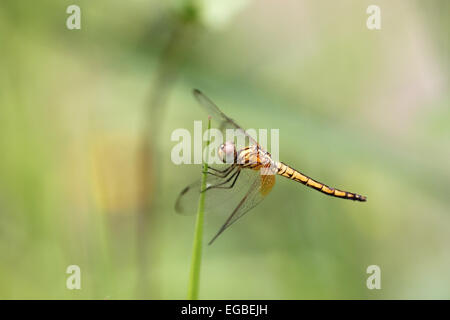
xmin=193 ymin=89 xmax=260 ymax=149
xmin=175 ymin=164 xmax=276 ymax=244
xmin=207 ymin=169 xmax=275 ymax=245
xmin=175 ymin=163 xmax=236 ymax=216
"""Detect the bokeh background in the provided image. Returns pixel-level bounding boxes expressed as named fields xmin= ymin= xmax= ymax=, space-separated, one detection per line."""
xmin=0 ymin=0 xmax=449 ymax=299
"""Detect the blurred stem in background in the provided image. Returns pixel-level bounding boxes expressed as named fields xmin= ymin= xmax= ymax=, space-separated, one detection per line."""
xmin=136 ymin=1 xmax=201 ymax=297
xmin=187 ymin=116 xmax=211 ymax=300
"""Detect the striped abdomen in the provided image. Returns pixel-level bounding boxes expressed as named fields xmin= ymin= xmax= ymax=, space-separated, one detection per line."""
xmin=276 ymin=162 xmax=367 ymax=201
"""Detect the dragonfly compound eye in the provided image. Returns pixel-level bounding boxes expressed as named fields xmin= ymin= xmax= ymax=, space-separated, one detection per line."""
xmin=219 ymin=141 xmax=236 ymax=164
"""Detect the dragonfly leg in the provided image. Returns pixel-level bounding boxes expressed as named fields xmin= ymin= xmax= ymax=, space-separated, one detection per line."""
xmin=206 ymin=171 xmax=231 ymax=178
xmin=215 ymin=170 xmax=241 ymax=189
xmin=208 ymin=166 xmax=233 ymax=173
xmin=202 ymin=165 xmax=235 ymax=178
xmin=203 ymin=169 xmax=241 ymax=192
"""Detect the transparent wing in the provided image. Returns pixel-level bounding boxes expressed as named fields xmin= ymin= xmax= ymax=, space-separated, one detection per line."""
xmin=175 ymin=164 xmax=237 ymax=216
xmin=193 ymin=89 xmax=260 ymax=149
xmin=207 ymin=170 xmax=275 ymax=245
xmin=175 ymin=163 xmax=276 ymax=244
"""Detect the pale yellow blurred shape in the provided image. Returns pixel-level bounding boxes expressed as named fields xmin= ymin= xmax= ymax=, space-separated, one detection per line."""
xmin=90 ymin=134 xmax=144 ymax=215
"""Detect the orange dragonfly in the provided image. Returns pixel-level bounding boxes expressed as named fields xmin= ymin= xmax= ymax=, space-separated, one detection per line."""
xmin=175 ymin=89 xmax=366 ymax=244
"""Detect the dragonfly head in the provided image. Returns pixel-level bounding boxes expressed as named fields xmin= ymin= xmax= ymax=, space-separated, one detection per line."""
xmin=218 ymin=141 xmax=237 ymax=164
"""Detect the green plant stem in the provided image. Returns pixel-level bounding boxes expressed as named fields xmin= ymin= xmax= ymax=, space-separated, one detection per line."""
xmin=187 ymin=117 xmax=211 ymax=300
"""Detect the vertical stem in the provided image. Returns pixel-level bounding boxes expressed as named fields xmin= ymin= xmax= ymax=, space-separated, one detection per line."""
xmin=187 ymin=116 xmax=211 ymax=300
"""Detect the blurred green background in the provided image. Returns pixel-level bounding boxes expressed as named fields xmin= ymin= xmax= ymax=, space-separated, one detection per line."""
xmin=0 ymin=0 xmax=449 ymax=299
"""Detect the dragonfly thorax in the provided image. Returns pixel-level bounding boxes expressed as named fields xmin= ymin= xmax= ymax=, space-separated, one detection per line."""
xmin=237 ymin=145 xmax=274 ymax=169
xmin=218 ymin=141 xmax=237 ymax=164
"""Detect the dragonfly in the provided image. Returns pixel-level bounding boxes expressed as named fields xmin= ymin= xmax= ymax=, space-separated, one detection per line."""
xmin=175 ymin=89 xmax=367 ymax=245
